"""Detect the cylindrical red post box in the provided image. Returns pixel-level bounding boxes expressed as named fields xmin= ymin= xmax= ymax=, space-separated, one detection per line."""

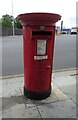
xmin=18 ymin=13 xmax=61 ymax=100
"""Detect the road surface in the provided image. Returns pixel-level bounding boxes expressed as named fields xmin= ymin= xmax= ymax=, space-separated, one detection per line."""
xmin=0 ymin=34 xmax=76 ymax=76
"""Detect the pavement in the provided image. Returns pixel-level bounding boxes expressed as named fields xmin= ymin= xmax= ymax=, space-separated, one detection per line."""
xmin=0 ymin=69 xmax=77 ymax=119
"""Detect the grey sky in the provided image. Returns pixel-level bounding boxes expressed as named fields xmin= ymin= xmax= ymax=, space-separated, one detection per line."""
xmin=0 ymin=0 xmax=77 ymax=28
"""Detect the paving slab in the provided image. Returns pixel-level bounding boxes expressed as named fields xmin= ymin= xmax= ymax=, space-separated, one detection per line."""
xmin=2 ymin=96 xmax=37 ymax=111
xmin=2 ymin=104 xmax=41 ymax=118
xmin=53 ymin=76 xmax=76 ymax=86
xmin=2 ymin=77 xmax=24 ymax=97
xmin=2 ymin=86 xmax=68 ymax=112
xmin=0 ymin=113 xmax=2 ymax=120
xmin=1 ymin=69 xmax=77 ymax=118
xmin=0 ymin=97 xmax=2 ymax=111
xmin=0 ymin=80 xmax=2 ymax=97
xmin=53 ymin=75 xmax=76 ymax=103
xmin=0 ymin=97 xmax=2 ymax=119
xmin=59 ymin=84 xmax=76 ymax=103
xmin=2 ymin=81 xmax=69 ymax=107
xmin=52 ymin=84 xmax=69 ymax=101
xmin=37 ymin=99 xmax=76 ymax=118
xmin=53 ymin=69 xmax=76 ymax=78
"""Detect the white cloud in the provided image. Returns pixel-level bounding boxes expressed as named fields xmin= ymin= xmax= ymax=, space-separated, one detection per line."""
xmin=0 ymin=0 xmax=77 ymax=27
xmin=76 ymin=1 xmax=78 ymax=27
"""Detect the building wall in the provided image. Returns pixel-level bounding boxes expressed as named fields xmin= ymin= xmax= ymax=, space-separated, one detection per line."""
xmin=0 ymin=27 xmax=22 ymax=36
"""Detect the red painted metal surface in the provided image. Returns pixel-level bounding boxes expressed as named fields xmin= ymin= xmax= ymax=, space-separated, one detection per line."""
xmin=18 ymin=12 xmax=61 ymax=26
xmin=18 ymin=13 xmax=61 ymax=96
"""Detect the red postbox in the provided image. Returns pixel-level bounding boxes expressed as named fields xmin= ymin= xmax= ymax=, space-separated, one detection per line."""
xmin=18 ymin=13 xmax=61 ymax=100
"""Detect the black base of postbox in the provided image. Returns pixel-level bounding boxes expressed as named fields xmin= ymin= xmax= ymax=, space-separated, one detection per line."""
xmin=24 ymin=86 xmax=51 ymax=100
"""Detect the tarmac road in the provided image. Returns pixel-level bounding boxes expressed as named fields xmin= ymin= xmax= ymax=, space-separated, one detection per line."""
xmin=1 ymin=34 xmax=76 ymax=76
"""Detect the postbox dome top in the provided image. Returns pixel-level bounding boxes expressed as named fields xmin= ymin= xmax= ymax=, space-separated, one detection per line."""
xmin=18 ymin=12 xmax=61 ymax=26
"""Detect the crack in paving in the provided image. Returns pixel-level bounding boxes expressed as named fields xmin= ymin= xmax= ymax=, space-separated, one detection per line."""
xmin=36 ymin=105 xmax=43 ymax=120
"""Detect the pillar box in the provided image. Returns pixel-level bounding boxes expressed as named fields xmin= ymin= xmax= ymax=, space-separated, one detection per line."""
xmin=18 ymin=13 xmax=61 ymax=100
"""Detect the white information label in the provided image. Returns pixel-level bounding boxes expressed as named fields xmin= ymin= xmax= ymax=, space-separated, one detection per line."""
xmin=34 ymin=55 xmax=48 ymax=60
xmin=37 ymin=40 xmax=46 ymax=55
